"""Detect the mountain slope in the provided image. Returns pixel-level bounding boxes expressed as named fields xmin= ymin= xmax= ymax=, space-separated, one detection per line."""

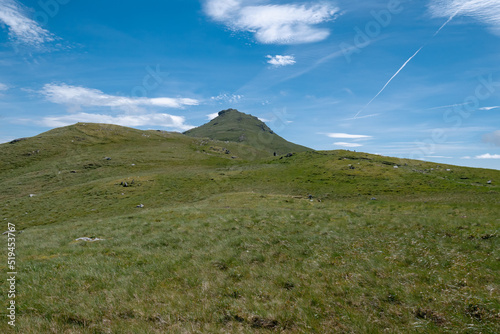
xmin=184 ymin=109 xmax=311 ymax=155
xmin=1 ymin=121 xmax=498 ymax=230
xmin=1 ymin=122 xmax=499 ymax=333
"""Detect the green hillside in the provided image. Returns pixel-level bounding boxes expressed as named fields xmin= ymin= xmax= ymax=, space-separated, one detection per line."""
xmin=0 ymin=121 xmax=499 ymax=333
xmin=184 ymin=109 xmax=311 ymax=155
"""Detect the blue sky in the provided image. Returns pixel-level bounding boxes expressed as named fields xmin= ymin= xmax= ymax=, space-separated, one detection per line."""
xmin=0 ymin=0 xmax=499 ymax=169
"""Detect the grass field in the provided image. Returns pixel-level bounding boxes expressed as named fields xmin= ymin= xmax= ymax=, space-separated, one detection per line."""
xmin=0 ymin=123 xmax=499 ymax=333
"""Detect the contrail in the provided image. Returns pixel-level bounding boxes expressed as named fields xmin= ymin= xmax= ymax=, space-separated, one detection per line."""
xmin=353 ymin=10 xmax=461 ymax=119
xmin=353 ymin=46 xmax=423 ymax=119
xmin=434 ymin=8 xmax=461 ymax=37
xmin=425 ymin=102 xmax=470 ymax=110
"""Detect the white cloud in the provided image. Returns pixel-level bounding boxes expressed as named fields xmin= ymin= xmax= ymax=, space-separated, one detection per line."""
xmin=475 ymin=153 xmax=500 ymax=159
xmin=38 ymin=112 xmax=194 ymax=132
xmin=35 ymin=84 xmax=198 ymax=131
xmin=479 ymin=106 xmax=500 ymax=111
xmin=266 ymin=55 xmax=296 ymax=67
xmin=334 ymin=142 xmax=363 ymax=148
xmin=211 ymin=93 xmax=243 ymax=104
xmin=40 ymin=83 xmax=199 ymax=112
xmin=204 ymin=0 xmax=240 ymax=20
xmin=0 ymin=0 xmax=55 ymax=46
xmin=326 ymin=133 xmax=372 ymax=139
xmin=461 ymin=156 xmax=471 ymax=159
xmin=483 ymin=130 xmax=500 ymax=146
xmin=428 ymin=0 xmax=500 ymax=35
xmin=207 ymin=112 xmax=219 ymax=120
xmin=0 ymin=82 xmax=8 ymax=90
xmin=204 ymin=0 xmax=338 ymax=44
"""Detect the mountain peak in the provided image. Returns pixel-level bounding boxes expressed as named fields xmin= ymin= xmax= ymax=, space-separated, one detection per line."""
xmin=184 ymin=109 xmax=310 ymax=155
xmin=217 ymin=108 xmax=238 ymax=116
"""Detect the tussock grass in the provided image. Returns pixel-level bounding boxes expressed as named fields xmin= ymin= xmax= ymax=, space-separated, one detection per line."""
xmin=3 ymin=198 xmax=498 ymax=333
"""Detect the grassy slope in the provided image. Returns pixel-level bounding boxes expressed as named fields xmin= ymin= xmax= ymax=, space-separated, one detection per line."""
xmin=183 ymin=109 xmax=311 ymax=155
xmin=0 ymin=123 xmax=499 ymax=333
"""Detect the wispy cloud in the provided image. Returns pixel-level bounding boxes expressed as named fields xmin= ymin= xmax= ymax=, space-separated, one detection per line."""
xmin=475 ymin=153 xmax=500 ymax=159
xmin=425 ymin=155 xmax=452 ymax=158
xmin=483 ymin=130 xmax=500 ymax=147
xmin=267 ymin=55 xmax=296 ymax=67
xmin=425 ymin=102 xmax=470 ymax=110
xmin=37 ymin=112 xmax=194 ymax=131
xmin=279 ymin=48 xmax=346 ymax=83
xmin=211 ymin=93 xmax=243 ymax=104
xmin=203 ymin=0 xmax=338 ymax=44
xmin=479 ymin=106 xmax=500 ymax=111
xmin=0 ymin=0 xmax=55 ymax=46
xmin=325 ymin=133 xmax=372 ymax=139
xmin=0 ymin=82 xmax=8 ymax=91
xmin=429 ymin=0 xmax=500 ymax=35
xmin=334 ymin=142 xmax=363 ymax=148
xmin=344 ymin=113 xmax=380 ymax=120
xmin=40 ymin=83 xmax=199 ymax=112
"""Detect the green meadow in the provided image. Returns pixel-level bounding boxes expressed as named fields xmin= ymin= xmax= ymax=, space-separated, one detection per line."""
xmin=0 ymin=122 xmax=498 ymax=333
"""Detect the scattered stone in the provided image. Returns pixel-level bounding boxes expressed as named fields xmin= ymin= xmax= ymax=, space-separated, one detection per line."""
xmin=70 ymin=170 xmax=77 ymax=173
xmin=104 ymin=157 xmax=111 ymax=160
xmin=285 ymin=153 xmax=294 ymax=158
xmin=75 ymin=237 xmax=104 ymax=242
xmin=371 ymin=197 xmax=377 ymax=201
xmin=446 ymin=169 xmax=451 ymax=172
xmin=487 ymin=180 xmax=492 ymax=184
xmin=25 ymin=150 xmax=41 ymax=156
xmin=131 ymin=164 xmax=136 ymax=166
xmin=415 ymin=308 xmax=446 ymax=325
xmin=393 ymin=166 xmax=399 ymax=169
xmin=29 ymin=194 xmax=36 ymax=198
xmin=136 ymin=204 xmax=144 ymax=208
